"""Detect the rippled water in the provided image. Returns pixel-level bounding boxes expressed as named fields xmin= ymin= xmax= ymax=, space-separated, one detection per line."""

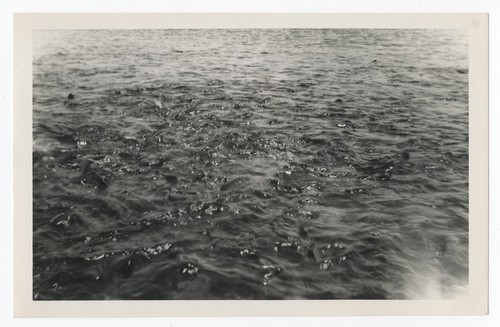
xmin=32 ymin=29 xmax=469 ymax=300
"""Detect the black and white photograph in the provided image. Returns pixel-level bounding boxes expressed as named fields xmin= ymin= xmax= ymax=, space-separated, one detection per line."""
xmin=30 ymin=26 xmax=472 ymax=301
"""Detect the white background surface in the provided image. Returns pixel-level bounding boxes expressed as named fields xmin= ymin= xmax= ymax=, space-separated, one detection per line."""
xmin=0 ymin=1 xmax=498 ymax=326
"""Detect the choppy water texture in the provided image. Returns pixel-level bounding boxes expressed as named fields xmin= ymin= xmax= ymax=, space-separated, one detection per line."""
xmin=33 ymin=29 xmax=469 ymax=300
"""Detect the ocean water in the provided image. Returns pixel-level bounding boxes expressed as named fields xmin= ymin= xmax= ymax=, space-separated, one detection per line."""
xmin=32 ymin=29 xmax=469 ymax=300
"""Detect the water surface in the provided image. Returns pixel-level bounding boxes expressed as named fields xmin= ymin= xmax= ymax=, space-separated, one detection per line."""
xmin=33 ymin=29 xmax=469 ymax=300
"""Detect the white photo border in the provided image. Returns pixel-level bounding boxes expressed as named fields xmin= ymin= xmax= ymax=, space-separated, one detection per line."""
xmin=13 ymin=13 xmax=489 ymax=317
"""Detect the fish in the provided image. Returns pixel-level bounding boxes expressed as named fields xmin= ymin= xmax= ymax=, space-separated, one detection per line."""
xmin=355 ymin=151 xmax=410 ymax=179
xmin=79 ymin=158 xmax=108 ymax=190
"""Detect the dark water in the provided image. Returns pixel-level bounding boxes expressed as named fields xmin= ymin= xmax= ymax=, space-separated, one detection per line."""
xmin=32 ymin=29 xmax=469 ymax=300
